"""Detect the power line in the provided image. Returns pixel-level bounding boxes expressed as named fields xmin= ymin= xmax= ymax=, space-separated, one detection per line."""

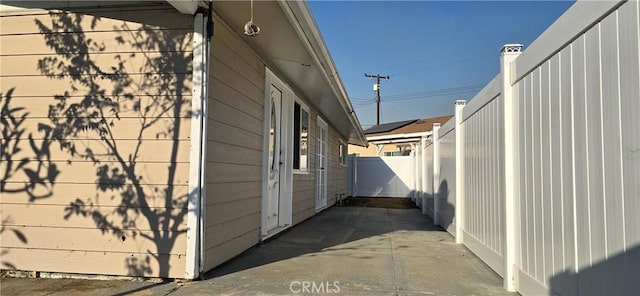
xmin=351 ymin=84 xmax=484 ymax=104
xmin=389 ymin=53 xmax=495 ymax=77
xmin=350 ymin=97 xmax=375 ymax=102
xmin=383 ymin=84 xmax=484 ymax=101
xmin=384 ymin=84 xmax=484 ymax=98
xmin=386 ymin=88 xmax=481 ymax=102
xmin=382 ymin=48 xmax=479 ymax=73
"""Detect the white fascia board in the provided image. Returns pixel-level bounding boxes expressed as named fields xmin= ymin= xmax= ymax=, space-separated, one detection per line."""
xmin=369 ymin=139 xmax=423 ymax=145
xmin=366 ymin=131 xmax=431 ymax=142
xmin=167 ymin=0 xmax=200 ymax=15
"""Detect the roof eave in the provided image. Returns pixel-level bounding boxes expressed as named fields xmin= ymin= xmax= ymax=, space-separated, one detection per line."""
xmin=281 ymin=1 xmax=367 ymax=147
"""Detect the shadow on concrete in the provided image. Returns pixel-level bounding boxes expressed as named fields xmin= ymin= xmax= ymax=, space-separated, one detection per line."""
xmin=342 ymin=196 xmax=418 ymax=209
xmin=204 ymin=206 xmax=445 ymax=279
xmin=110 ymin=280 xmax=174 ymax=296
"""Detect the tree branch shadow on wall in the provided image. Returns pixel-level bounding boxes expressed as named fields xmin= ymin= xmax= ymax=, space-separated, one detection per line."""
xmin=1 ymin=88 xmax=59 ymax=269
xmin=19 ymin=9 xmax=197 ymax=277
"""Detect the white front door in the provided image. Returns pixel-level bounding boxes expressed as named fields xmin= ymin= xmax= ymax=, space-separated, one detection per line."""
xmin=316 ymin=118 xmax=328 ymax=211
xmin=266 ymin=85 xmax=282 ymax=232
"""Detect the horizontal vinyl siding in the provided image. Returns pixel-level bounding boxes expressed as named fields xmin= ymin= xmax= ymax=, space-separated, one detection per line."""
xmin=203 ymin=13 xmax=264 ymax=271
xmin=2 ymin=249 xmax=185 ymax=278
xmin=0 ymin=4 xmax=192 ymax=278
xmin=292 ymin=109 xmax=317 ymax=225
xmin=326 ymin=124 xmax=348 ymax=208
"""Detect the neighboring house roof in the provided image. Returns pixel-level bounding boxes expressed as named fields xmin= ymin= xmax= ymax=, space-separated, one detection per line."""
xmin=363 ymin=119 xmax=417 ymax=134
xmin=366 ymin=115 xmax=454 ymax=138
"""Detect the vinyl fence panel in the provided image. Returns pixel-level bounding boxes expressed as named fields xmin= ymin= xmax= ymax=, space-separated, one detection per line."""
xmin=437 ymin=123 xmax=456 ymax=235
xmin=511 ymin=1 xmax=639 ymax=294
xmin=353 ymin=156 xmax=415 ymax=198
xmin=460 ymin=76 xmax=505 ymax=276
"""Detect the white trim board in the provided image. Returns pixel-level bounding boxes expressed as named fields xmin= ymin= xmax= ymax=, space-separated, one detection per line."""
xmin=185 ymin=12 xmax=208 ymax=280
xmin=261 ymin=67 xmax=294 ymax=239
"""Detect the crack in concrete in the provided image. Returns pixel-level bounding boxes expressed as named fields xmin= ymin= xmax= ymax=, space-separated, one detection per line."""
xmin=162 ymin=284 xmax=181 ymax=296
xmin=43 ymin=280 xmax=74 ymax=296
xmin=387 ymin=209 xmax=400 ymax=296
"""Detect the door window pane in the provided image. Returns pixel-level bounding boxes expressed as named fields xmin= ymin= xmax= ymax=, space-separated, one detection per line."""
xmin=293 ymin=102 xmax=309 ymax=171
xmin=269 ymin=100 xmax=277 ymax=173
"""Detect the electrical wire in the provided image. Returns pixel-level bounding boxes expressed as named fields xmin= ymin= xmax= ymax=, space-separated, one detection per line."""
xmin=389 ymin=53 xmax=495 ymax=77
xmin=383 ymin=85 xmax=483 ymax=101
xmin=382 ymin=48 xmax=478 ymax=73
xmin=350 ymin=84 xmax=484 ymax=105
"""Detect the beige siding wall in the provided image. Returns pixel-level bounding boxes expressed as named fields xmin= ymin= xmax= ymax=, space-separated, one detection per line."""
xmin=0 ymin=4 xmax=193 ymax=278
xmin=327 ymin=125 xmax=349 ymax=207
xmin=203 ymin=13 xmax=352 ymax=271
xmin=292 ymin=108 xmax=317 ymax=225
xmin=203 ymin=14 xmax=264 ymax=270
xmin=292 ymin=114 xmax=348 ymax=223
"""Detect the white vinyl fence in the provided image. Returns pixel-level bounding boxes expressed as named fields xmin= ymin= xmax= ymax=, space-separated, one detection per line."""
xmin=360 ymin=1 xmax=640 ymax=295
xmin=348 ymin=156 xmax=415 ymax=198
xmin=510 ymin=1 xmax=639 ymax=294
xmin=420 ymin=139 xmax=434 ymax=217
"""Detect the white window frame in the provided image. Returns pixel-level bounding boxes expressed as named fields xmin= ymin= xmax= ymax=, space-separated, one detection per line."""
xmin=293 ymin=98 xmax=310 ymax=174
xmin=339 ymin=139 xmax=348 ymax=167
xmin=384 ymin=150 xmax=403 ymax=157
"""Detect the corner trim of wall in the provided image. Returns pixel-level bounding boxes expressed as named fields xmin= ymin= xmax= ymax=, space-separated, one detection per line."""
xmin=185 ymin=12 xmax=208 ymax=280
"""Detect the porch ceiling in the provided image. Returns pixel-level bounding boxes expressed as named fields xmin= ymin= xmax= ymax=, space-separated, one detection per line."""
xmin=212 ymin=0 xmax=367 ymax=146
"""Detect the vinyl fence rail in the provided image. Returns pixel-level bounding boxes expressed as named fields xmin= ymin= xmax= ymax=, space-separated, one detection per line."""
xmin=406 ymin=0 xmax=640 ymax=294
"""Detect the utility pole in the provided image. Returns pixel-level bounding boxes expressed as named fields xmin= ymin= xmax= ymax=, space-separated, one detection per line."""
xmin=365 ymin=73 xmax=389 ymax=125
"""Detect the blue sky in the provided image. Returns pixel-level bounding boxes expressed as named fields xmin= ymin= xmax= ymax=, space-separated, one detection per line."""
xmin=308 ymin=1 xmax=575 ymax=128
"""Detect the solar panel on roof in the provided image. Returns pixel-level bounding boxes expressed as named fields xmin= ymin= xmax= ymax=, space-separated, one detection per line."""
xmin=363 ymin=119 xmax=417 ymax=134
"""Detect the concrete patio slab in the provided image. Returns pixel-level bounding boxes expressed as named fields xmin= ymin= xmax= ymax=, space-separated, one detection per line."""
xmin=174 ymin=207 xmax=516 ymax=295
xmin=1 ymin=206 xmax=517 ymax=296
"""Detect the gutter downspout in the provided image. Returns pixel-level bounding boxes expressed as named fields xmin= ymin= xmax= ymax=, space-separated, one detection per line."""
xmin=198 ymin=0 xmax=213 ymax=279
xmin=186 ymin=2 xmax=213 ymax=279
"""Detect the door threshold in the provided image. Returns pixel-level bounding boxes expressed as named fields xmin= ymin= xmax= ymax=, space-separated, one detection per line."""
xmin=262 ymin=225 xmax=290 ymax=241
